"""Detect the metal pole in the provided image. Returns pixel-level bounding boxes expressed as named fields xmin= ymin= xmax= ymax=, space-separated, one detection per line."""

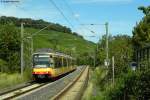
xmin=105 ymin=22 xmax=109 ymax=68
xmin=94 ymin=54 xmax=96 ymax=67
xmin=30 ymin=37 xmax=33 ymax=67
xmin=31 ymin=37 xmax=33 ymax=57
xmin=21 ymin=23 xmax=24 ymax=76
xmin=94 ymin=44 xmax=98 ymax=67
xmin=112 ymin=56 xmax=115 ymax=85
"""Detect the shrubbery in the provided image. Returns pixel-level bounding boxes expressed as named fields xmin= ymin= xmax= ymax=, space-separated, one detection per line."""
xmin=0 ymin=24 xmax=21 ymax=73
xmin=91 ymin=67 xmax=150 ymax=100
xmin=89 ymin=5 xmax=150 ymax=100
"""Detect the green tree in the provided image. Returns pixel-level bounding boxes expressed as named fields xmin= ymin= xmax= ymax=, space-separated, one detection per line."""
xmin=0 ymin=24 xmax=20 ymax=72
xmin=0 ymin=16 xmax=84 ymax=38
xmin=138 ymin=6 xmax=150 ymax=16
xmin=98 ymin=35 xmax=133 ymax=76
xmin=133 ymin=6 xmax=150 ymax=48
xmin=109 ymin=35 xmax=133 ymax=76
xmin=0 ymin=59 xmax=8 ymax=72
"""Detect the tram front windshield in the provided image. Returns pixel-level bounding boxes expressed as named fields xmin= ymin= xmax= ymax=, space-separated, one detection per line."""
xmin=33 ymin=54 xmax=53 ymax=68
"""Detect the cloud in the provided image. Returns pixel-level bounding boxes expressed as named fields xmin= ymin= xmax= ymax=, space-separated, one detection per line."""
xmin=74 ymin=13 xmax=80 ymax=18
xmin=71 ymin=0 xmax=133 ymax=4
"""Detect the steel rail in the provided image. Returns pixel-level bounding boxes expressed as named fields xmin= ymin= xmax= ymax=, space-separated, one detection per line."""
xmin=51 ymin=66 xmax=88 ymax=100
xmin=0 ymin=66 xmax=85 ymax=100
xmin=0 ymin=82 xmax=48 ymax=100
xmin=0 ymin=81 xmax=35 ymax=95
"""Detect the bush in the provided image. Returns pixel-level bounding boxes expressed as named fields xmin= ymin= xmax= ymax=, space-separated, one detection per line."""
xmin=0 ymin=68 xmax=32 ymax=89
xmin=94 ymin=69 xmax=150 ymax=100
xmin=125 ymin=69 xmax=150 ymax=99
xmin=0 ymin=73 xmax=27 ymax=89
xmin=0 ymin=59 xmax=8 ymax=72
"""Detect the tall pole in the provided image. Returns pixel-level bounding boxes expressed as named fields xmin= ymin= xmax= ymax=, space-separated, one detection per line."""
xmin=94 ymin=54 xmax=95 ymax=67
xmin=26 ymin=36 xmax=33 ymax=67
xmin=21 ymin=23 xmax=24 ymax=76
xmin=105 ymin=22 xmax=109 ymax=68
xmin=31 ymin=37 xmax=33 ymax=58
xmin=94 ymin=44 xmax=98 ymax=67
xmin=112 ymin=56 xmax=115 ymax=85
xmin=30 ymin=37 xmax=33 ymax=67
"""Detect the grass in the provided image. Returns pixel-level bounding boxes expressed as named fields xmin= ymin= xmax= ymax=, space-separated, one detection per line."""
xmin=24 ymin=28 xmax=96 ymax=56
xmin=0 ymin=25 xmax=96 ymax=90
xmin=82 ymin=66 xmax=108 ymax=100
xmin=0 ymin=73 xmax=25 ymax=89
xmin=0 ymin=69 xmax=32 ymax=89
xmin=83 ymin=67 xmax=137 ymax=100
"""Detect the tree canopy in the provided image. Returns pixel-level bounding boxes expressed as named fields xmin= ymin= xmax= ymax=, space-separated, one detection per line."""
xmin=132 ymin=6 xmax=150 ymax=48
xmin=0 ymin=24 xmax=20 ymax=72
xmin=0 ymin=16 xmax=83 ymax=39
xmin=97 ymin=34 xmax=133 ymax=76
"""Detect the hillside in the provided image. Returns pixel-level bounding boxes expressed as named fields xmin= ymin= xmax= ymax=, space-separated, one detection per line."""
xmin=0 ymin=16 xmax=83 ymax=38
xmin=0 ymin=16 xmax=96 ymax=67
xmin=0 ymin=16 xmax=96 ymax=57
xmin=24 ymin=28 xmax=96 ymax=57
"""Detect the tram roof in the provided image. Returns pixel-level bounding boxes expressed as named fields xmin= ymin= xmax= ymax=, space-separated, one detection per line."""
xmin=34 ymin=48 xmax=74 ymax=59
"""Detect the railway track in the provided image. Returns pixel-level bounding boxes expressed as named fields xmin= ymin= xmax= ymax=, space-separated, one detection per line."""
xmin=51 ymin=66 xmax=89 ymax=100
xmin=0 ymin=81 xmax=35 ymax=96
xmin=0 ymin=82 xmax=48 ymax=100
xmin=0 ymin=66 xmax=86 ymax=100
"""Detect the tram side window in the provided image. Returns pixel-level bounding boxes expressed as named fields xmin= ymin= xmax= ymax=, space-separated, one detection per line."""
xmin=54 ymin=57 xmax=62 ymax=68
xmin=70 ymin=59 xmax=72 ymax=66
xmin=60 ymin=57 xmax=63 ymax=67
xmin=67 ymin=59 xmax=69 ymax=67
xmin=72 ymin=60 xmax=75 ymax=66
xmin=72 ymin=60 xmax=74 ymax=66
xmin=68 ymin=59 xmax=70 ymax=66
xmin=66 ymin=59 xmax=69 ymax=67
xmin=63 ymin=58 xmax=67 ymax=67
xmin=68 ymin=59 xmax=71 ymax=66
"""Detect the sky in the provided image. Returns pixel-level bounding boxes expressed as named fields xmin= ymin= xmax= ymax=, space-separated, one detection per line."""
xmin=0 ymin=0 xmax=149 ymax=43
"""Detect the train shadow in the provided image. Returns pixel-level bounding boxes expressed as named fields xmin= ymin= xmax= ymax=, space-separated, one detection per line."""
xmin=34 ymin=69 xmax=76 ymax=83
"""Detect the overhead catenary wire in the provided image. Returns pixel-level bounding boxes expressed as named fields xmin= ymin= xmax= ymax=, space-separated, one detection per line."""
xmin=62 ymin=0 xmax=97 ymax=36
xmin=48 ymin=0 xmax=75 ymax=29
xmin=13 ymin=5 xmax=53 ymax=37
xmin=63 ymin=0 xmax=105 ymax=37
xmin=63 ymin=0 xmax=75 ymax=17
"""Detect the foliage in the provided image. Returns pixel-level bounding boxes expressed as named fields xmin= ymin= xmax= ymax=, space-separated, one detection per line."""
xmin=138 ymin=6 xmax=150 ymax=16
xmin=0 ymin=72 xmax=31 ymax=89
xmin=0 ymin=24 xmax=20 ymax=72
xmin=91 ymin=68 xmax=150 ymax=100
xmin=0 ymin=17 xmax=96 ymax=89
xmin=0 ymin=59 xmax=8 ymax=72
xmin=97 ymin=5 xmax=150 ymax=100
xmin=91 ymin=5 xmax=150 ymax=98
xmin=132 ymin=6 xmax=150 ymax=48
xmin=86 ymin=5 xmax=150 ymax=100
xmin=97 ymin=35 xmax=133 ymax=76
xmin=109 ymin=35 xmax=133 ymax=76
xmin=125 ymin=69 xmax=150 ymax=99
xmin=76 ymin=52 xmax=96 ymax=65
xmin=131 ymin=6 xmax=150 ymax=99
xmin=0 ymin=16 xmax=83 ymax=38
xmin=24 ymin=28 xmax=96 ymax=65
xmin=0 ymin=20 xmax=96 ymax=73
